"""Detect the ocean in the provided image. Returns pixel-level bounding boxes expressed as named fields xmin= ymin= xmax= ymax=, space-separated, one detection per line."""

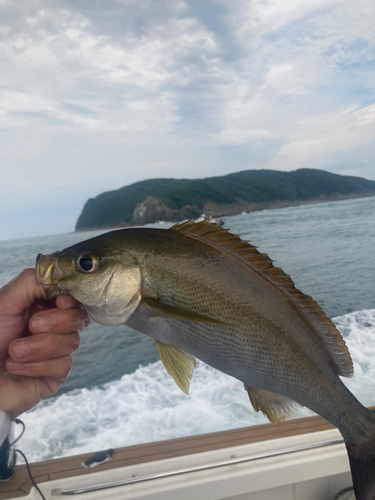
xmin=1 ymin=196 xmax=374 ymax=462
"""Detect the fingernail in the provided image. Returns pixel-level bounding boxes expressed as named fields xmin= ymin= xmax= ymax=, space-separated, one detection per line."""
xmin=12 ymin=342 xmax=33 ymax=359
xmin=30 ymin=316 xmax=51 ymax=333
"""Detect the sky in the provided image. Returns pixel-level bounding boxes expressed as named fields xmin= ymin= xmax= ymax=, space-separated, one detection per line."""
xmin=0 ymin=0 xmax=374 ymax=241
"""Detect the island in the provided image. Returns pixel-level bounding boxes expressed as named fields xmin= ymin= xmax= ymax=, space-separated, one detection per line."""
xmin=75 ymin=168 xmax=375 ymax=230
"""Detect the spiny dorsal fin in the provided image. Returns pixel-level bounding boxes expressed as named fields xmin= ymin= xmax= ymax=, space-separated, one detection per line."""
xmin=245 ymin=385 xmax=302 ymax=424
xmin=155 ymin=340 xmax=196 ymax=395
xmin=170 ymin=220 xmax=353 ymax=378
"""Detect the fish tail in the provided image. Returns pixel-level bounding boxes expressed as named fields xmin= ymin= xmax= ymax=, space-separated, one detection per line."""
xmin=345 ymin=420 xmax=375 ymax=500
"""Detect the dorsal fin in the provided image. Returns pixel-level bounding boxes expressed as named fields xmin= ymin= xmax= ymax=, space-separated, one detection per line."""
xmin=170 ymin=220 xmax=353 ymax=378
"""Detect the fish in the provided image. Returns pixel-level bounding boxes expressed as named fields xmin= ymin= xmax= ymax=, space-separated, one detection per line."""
xmin=35 ymin=220 xmax=375 ymax=500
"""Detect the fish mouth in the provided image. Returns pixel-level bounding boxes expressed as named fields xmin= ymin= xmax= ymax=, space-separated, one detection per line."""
xmin=35 ymin=253 xmax=66 ymax=299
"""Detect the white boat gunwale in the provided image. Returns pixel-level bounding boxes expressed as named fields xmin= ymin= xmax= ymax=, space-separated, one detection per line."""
xmin=0 ymin=411 xmax=358 ymax=500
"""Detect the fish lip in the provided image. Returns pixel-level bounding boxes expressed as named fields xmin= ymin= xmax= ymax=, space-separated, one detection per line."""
xmin=35 ymin=253 xmax=66 ymax=299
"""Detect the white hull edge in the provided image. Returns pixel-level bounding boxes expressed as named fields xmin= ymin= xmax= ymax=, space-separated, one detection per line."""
xmin=11 ymin=428 xmax=352 ymax=500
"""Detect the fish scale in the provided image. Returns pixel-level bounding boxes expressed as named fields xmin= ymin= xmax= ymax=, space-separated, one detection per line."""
xmin=35 ymin=221 xmax=375 ymax=500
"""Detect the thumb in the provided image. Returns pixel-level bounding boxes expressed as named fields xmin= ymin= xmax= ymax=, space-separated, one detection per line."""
xmin=0 ymin=269 xmax=42 ymax=317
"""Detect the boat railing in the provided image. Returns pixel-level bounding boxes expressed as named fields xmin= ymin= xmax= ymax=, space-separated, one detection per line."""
xmin=51 ymin=437 xmax=344 ymax=496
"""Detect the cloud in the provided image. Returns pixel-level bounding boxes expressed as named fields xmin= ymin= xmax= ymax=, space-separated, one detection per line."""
xmin=0 ymin=0 xmax=374 ymax=240
xmin=265 ymin=103 xmax=375 ymax=171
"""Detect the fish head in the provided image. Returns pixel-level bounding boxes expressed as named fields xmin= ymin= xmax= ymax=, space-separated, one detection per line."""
xmin=35 ymin=240 xmax=142 ymax=326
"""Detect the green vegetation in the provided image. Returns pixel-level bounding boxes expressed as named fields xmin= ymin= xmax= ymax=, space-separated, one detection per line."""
xmin=76 ymin=168 xmax=375 ymax=230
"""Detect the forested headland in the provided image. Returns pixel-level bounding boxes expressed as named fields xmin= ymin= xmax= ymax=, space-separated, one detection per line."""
xmin=76 ymin=168 xmax=375 ymax=230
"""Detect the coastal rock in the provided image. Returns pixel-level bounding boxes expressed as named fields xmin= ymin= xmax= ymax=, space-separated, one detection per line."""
xmin=131 ymin=196 xmax=200 ymax=225
xmin=202 ymin=191 xmax=374 ymax=217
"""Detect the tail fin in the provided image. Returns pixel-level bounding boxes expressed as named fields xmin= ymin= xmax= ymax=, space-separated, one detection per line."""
xmin=346 ymin=439 xmax=375 ymax=500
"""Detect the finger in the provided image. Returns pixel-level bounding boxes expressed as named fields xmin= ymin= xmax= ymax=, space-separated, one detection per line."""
xmin=37 ymin=377 xmax=66 ymax=401
xmin=28 ymin=307 xmax=90 ymax=335
xmin=0 ymin=269 xmax=43 ymax=316
xmin=0 ymin=270 xmax=44 ymax=356
xmin=30 ymin=298 xmax=51 ymax=316
xmin=8 ymin=332 xmax=80 ymax=363
xmin=6 ymin=355 xmax=73 ymax=383
xmin=55 ymin=295 xmax=82 ymax=310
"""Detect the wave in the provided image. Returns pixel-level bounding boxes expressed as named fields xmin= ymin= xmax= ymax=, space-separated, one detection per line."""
xmin=18 ymin=308 xmax=375 ymax=462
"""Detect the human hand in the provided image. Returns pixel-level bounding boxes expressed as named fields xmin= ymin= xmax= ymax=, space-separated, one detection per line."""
xmin=0 ymin=269 xmax=89 ymax=419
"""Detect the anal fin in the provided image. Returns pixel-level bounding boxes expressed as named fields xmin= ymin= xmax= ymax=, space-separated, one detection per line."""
xmin=244 ymin=385 xmax=302 ymax=424
xmin=156 ymin=340 xmax=196 ymax=395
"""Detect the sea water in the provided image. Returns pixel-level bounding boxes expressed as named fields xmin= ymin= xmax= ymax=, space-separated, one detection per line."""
xmin=0 ymin=196 xmax=374 ymax=462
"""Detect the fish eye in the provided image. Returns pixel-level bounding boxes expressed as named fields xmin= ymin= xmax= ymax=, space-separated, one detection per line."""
xmin=77 ymin=254 xmax=98 ymax=273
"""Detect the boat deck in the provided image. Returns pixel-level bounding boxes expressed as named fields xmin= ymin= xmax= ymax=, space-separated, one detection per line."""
xmin=0 ymin=414 xmax=339 ymax=499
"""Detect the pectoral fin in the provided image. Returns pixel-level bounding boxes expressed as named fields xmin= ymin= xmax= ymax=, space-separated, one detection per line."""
xmin=156 ymin=341 xmax=196 ymax=395
xmin=244 ymin=385 xmax=302 ymax=424
xmin=143 ymin=297 xmax=230 ymax=326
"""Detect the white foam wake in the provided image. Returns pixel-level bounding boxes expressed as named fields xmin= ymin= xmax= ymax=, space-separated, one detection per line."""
xmin=18 ymin=309 xmax=375 ymax=462
xmin=334 ymin=309 xmax=375 ymax=406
